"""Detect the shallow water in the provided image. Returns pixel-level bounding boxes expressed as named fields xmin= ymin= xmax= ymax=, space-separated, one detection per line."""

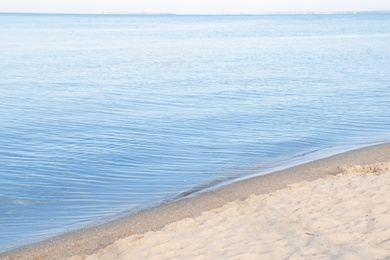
xmin=0 ymin=13 xmax=389 ymax=252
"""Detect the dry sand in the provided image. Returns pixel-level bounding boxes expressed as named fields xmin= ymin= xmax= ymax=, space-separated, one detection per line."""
xmin=70 ymin=162 xmax=390 ymax=260
xmin=2 ymin=143 xmax=390 ymax=260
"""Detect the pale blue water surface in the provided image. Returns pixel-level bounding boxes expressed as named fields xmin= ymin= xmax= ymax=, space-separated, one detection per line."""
xmin=0 ymin=13 xmax=389 ymax=252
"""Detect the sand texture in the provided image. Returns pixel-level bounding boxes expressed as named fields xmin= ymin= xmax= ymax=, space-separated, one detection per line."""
xmin=3 ymin=143 xmax=390 ymax=260
xmin=71 ymin=162 xmax=390 ymax=260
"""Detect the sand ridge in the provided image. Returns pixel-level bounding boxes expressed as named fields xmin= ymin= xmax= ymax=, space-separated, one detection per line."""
xmin=71 ymin=162 xmax=390 ymax=259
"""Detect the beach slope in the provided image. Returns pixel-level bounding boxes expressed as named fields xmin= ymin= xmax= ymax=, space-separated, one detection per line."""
xmin=2 ymin=143 xmax=390 ymax=259
xmin=73 ymin=162 xmax=390 ymax=259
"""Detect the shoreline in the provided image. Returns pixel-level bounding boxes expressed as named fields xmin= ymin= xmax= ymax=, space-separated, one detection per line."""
xmin=2 ymin=142 xmax=390 ymax=259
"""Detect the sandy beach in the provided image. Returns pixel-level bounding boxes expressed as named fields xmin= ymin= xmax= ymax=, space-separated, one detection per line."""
xmin=70 ymin=162 xmax=390 ymax=259
xmin=2 ymin=143 xmax=390 ymax=260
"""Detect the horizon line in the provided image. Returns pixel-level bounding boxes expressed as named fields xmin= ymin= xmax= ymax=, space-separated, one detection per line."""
xmin=1 ymin=10 xmax=389 ymax=16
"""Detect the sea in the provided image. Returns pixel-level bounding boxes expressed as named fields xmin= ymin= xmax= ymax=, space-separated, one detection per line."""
xmin=0 ymin=13 xmax=389 ymax=252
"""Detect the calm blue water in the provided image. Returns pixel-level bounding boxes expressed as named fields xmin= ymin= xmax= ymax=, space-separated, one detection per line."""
xmin=0 ymin=13 xmax=389 ymax=252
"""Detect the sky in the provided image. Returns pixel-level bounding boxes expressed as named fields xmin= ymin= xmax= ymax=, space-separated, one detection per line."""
xmin=1 ymin=0 xmax=390 ymax=14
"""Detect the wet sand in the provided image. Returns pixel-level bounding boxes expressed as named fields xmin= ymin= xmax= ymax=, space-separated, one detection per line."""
xmin=2 ymin=142 xmax=390 ymax=259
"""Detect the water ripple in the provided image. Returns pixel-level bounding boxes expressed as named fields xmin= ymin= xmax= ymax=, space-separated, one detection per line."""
xmin=0 ymin=13 xmax=390 ymax=252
